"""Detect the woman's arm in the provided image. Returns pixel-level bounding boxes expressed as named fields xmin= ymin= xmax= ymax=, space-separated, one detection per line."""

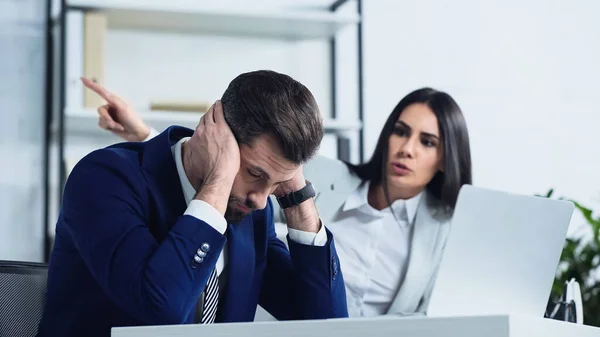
xmin=82 ymin=77 xmax=153 ymax=142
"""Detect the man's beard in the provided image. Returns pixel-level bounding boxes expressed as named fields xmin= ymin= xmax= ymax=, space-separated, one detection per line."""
xmin=224 ymin=196 xmax=256 ymax=224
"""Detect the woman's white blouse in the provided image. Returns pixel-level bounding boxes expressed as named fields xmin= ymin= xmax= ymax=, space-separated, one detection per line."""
xmin=327 ymin=181 xmax=422 ymax=317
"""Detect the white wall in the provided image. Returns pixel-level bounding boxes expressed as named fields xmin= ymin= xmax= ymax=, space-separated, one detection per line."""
xmin=0 ymin=0 xmax=47 ymax=261
xmin=362 ymin=0 xmax=600 ymax=235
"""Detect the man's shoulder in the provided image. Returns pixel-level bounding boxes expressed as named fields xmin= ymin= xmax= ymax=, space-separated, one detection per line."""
xmin=68 ymin=143 xmax=146 ymax=189
xmin=81 ymin=142 xmax=143 ymax=169
xmin=60 ymin=144 xmax=150 ymax=224
xmin=105 ymin=141 xmax=146 ymax=162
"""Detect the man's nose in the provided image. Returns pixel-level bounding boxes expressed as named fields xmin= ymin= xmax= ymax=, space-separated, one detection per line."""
xmin=248 ymin=189 xmax=270 ymax=210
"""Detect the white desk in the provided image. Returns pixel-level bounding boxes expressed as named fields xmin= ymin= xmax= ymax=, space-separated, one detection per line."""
xmin=112 ymin=315 xmax=600 ymax=337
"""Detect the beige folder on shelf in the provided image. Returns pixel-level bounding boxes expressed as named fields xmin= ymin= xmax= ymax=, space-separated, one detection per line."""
xmin=149 ymin=100 xmax=212 ymax=113
xmin=83 ymin=11 xmax=107 ymax=108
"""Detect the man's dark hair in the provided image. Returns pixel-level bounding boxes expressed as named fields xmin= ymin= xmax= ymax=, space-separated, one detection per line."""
xmin=221 ymin=70 xmax=323 ymax=165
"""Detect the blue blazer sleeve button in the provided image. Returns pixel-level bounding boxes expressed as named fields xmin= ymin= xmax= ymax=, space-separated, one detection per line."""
xmin=332 ymin=257 xmax=338 ymax=280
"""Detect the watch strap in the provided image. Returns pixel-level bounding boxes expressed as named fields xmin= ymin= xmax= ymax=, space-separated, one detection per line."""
xmin=276 ymin=181 xmax=316 ymax=209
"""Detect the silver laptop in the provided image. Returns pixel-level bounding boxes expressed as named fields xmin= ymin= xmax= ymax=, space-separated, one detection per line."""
xmin=427 ymin=185 xmax=574 ymax=318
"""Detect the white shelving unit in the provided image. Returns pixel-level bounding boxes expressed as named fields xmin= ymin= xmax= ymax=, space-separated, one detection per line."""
xmin=59 ymin=0 xmax=363 ymax=145
xmin=64 ymin=108 xmax=363 ymax=138
xmin=68 ymin=0 xmax=360 ymax=39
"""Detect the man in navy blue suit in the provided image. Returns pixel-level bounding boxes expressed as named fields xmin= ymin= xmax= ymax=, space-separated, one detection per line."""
xmin=36 ymin=70 xmax=348 ymax=337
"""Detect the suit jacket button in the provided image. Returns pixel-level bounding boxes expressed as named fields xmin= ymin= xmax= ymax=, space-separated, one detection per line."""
xmin=201 ymin=243 xmax=210 ymax=252
xmin=194 ymin=255 xmax=204 ymax=264
xmin=196 ymin=249 xmax=207 ymax=257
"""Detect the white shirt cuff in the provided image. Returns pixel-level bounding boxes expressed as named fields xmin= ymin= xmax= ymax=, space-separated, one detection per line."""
xmin=142 ymin=127 xmax=160 ymax=142
xmin=184 ymin=200 xmax=227 ymax=235
xmin=287 ymin=219 xmax=327 ymax=246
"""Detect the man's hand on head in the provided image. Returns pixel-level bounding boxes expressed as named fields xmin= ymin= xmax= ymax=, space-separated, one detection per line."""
xmin=190 ymin=100 xmax=240 ymax=215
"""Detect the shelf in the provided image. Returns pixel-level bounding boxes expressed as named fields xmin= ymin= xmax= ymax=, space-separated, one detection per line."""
xmin=67 ymin=0 xmax=360 ymax=40
xmin=63 ymin=108 xmax=362 ymax=139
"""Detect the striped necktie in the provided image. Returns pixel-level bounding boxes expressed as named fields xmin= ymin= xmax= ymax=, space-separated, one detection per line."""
xmin=201 ymin=268 xmax=219 ymax=324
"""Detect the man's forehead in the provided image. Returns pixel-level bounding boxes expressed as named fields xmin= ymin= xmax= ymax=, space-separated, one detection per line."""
xmin=240 ymin=140 xmax=298 ymax=178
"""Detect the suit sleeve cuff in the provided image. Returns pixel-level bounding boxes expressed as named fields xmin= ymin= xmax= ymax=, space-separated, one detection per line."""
xmin=287 ymin=219 xmax=327 ymax=246
xmin=142 ymin=127 xmax=160 ymax=142
xmin=184 ymin=199 xmax=227 ymax=235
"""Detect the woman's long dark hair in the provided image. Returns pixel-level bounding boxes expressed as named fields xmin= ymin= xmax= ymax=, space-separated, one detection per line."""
xmin=347 ymin=88 xmax=472 ymax=211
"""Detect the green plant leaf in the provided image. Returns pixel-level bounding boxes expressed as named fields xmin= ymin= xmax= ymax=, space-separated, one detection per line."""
xmin=541 ymin=189 xmax=600 ymax=326
xmin=536 ymin=189 xmax=554 ymax=198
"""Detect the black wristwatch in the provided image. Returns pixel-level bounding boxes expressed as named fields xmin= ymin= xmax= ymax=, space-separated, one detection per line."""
xmin=276 ymin=181 xmax=316 ymax=209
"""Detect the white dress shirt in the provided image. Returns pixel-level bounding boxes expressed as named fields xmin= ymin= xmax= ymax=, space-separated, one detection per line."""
xmin=169 ymin=136 xmax=327 ymax=276
xmin=327 ymin=181 xmax=422 ymax=317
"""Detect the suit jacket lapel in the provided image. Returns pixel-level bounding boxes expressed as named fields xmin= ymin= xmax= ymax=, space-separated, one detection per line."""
xmin=140 ymin=126 xmax=193 ymax=241
xmin=386 ymin=192 xmax=445 ymax=314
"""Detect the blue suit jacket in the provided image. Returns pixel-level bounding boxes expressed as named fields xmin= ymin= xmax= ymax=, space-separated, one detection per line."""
xmin=37 ymin=126 xmax=348 ymax=337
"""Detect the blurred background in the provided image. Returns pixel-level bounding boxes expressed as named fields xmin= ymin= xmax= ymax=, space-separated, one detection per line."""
xmin=1 ymin=0 xmax=599 ymax=324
